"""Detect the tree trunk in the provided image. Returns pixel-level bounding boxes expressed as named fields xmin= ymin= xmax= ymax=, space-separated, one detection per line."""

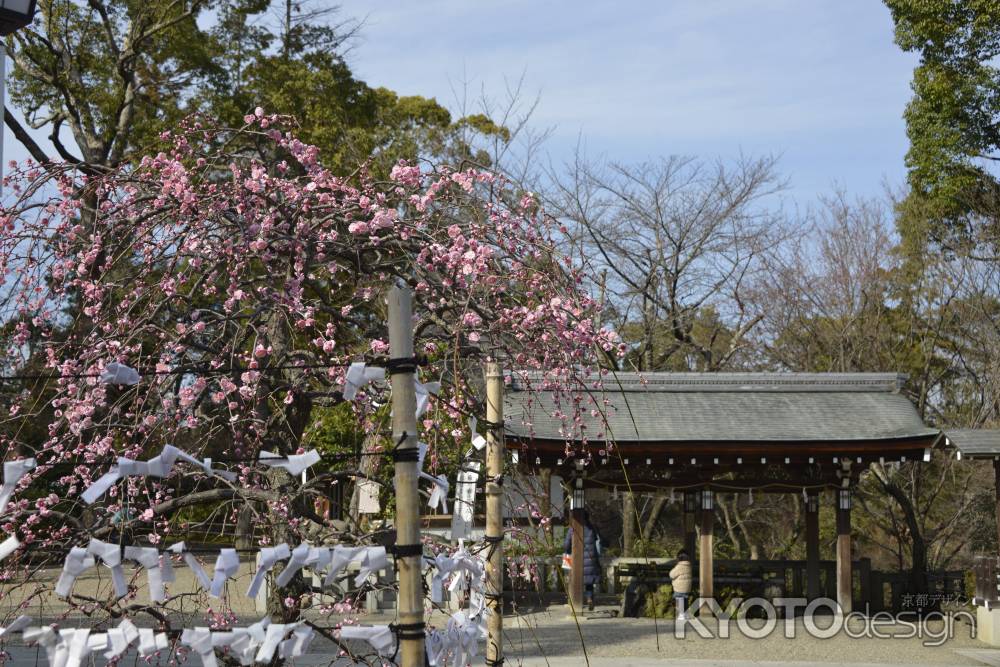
xmin=880 ymin=477 xmax=930 ymax=600
xmin=641 ymin=495 xmax=668 ymax=542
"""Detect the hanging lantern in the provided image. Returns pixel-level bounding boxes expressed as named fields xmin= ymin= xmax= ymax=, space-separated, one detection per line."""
xmin=571 ymin=478 xmax=585 ymax=509
xmin=701 ymin=489 xmax=713 ymax=511
xmin=839 ymin=489 xmax=851 ymax=510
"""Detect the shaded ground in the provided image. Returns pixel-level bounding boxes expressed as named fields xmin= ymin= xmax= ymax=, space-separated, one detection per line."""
xmin=497 ymin=608 xmax=986 ymax=666
xmin=0 ymin=565 xmax=991 ymax=666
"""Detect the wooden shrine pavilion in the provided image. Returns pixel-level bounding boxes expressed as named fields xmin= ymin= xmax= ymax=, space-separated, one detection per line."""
xmin=945 ymin=429 xmax=1000 ymax=644
xmin=503 ymin=372 xmax=942 ymax=612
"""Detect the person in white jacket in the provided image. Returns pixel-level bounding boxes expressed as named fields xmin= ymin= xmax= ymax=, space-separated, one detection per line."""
xmin=669 ymin=550 xmax=693 ymax=621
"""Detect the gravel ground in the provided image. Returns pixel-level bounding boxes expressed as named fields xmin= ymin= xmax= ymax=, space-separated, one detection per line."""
xmin=0 ymin=608 xmax=990 ymax=666
xmin=0 ymin=566 xmax=991 ymax=666
xmin=495 ymin=608 xmax=988 ymax=666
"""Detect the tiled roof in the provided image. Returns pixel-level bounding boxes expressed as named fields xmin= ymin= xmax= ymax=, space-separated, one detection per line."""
xmin=946 ymin=429 xmax=1000 ymax=458
xmin=504 ymin=372 xmax=939 ymax=443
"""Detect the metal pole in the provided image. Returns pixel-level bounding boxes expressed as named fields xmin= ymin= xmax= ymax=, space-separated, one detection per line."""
xmin=387 ymin=284 xmax=424 ymax=666
xmin=484 ymin=362 xmax=505 ymax=667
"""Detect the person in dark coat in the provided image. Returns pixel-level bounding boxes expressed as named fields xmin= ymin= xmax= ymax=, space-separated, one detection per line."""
xmin=563 ymin=510 xmax=602 ymax=610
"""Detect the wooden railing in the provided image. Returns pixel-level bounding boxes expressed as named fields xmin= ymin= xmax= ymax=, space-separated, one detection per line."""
xmin=610 ymin=558 xmax=860 ymax=604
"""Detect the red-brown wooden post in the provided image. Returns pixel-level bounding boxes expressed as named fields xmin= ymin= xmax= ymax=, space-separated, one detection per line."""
xmin=836 ymin=488 xmax=852 ymax=614
xmin=570 ymin=478 xmax=585 ymax=611
xmin=806 ymin=492 xmax=820 ymax=600
xmin=699 ymin=489 xmax=714 ymax=608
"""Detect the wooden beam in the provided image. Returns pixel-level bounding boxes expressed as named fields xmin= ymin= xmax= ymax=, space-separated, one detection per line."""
xmin=513 ymin=435 xmax=940 ymax=458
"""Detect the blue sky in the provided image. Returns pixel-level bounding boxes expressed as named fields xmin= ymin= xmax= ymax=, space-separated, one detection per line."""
xmin=336 ymin=0 xmax=920 ymax=205
xmin=0 ymin=1 xmax=919 ymax=207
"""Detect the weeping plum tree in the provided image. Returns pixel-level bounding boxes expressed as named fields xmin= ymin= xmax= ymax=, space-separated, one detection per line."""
xmin=0 ymin=112 xmax=619 ymax=662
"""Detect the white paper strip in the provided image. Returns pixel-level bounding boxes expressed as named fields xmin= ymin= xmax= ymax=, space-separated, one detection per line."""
xmin=0 ymin=534 xmax=18 ymax=561
xmin=420 ymin=472 xmax=449 ymax=513
xmin=274 ymin=543 xmax=317 ymax=588
xmin=167 ymin=541 xmax=212 ymax=590
xmin=87 ymin=538 xmax=128 ymax=598
xmin=137 ymin=628 xmax=169 ymax=656
xmin=0 ymin=458 xmax=36 ymax=515
xmin=79 ymin=470 xmax=120 ymax=505
xmin=426 ymin=628 xmax=447 ymax=666
xmin=343 ymin=362 xmax=385 ymax=400
xmin=247 ymin=543 xmax=290 ymax=598
xmin=323 ymin=545 xmax=365 ymax=587
xmin=123 ymin=546 xmax=166 ymax=602
xmin=255 ymin=623 xmax=290 ymax=663
xmin=181 ymin=627 xmax=217 ymax=667
xmin=354 ymin=546 xmax=388 ymax=586
xmin=279 ymin=625 xmax=315 ymax=659
xmin=339 ymin=625 xmax=396 ymax=656
xmin=82 ymin=445 xmax=236 ymax=504
xmin=100 ymin=362 xmax=140 ymax=385
xmin=55 ymin=546 xmax=95 ymax=597
xmin=414 ymin=378 xmax=441 ymax=418
xmin=259 ymin=450 xmax=321 ymax=476
xmin=0 ymin=615 xmax=31 ymax=639
xmin=103 ymin=619 xmax=139 ymax=660
xmin=209 ymin=548 xmax=240 ymax=598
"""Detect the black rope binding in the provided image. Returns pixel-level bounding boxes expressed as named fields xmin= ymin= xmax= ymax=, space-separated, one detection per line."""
xmin=482 ymin=419 xmax=505 ymax=430
xmin=391 ymin=448 xmax=421 ymax=463
xmin=385 ymin=356 xmax=420 ymax=376
xmin=389 ymin=543 xmax=424 ymax=558
xmin=392 ymin=621 xmax=426 ymax=640
xmin=391 ymin=431 xmax=421 ymax=462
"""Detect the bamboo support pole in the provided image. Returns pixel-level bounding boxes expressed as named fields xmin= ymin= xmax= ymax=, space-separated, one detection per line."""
xmin=485 ymin=361 xmax=505 ymax=666
xmin=387 ymin=284 xmax=425 ymax=666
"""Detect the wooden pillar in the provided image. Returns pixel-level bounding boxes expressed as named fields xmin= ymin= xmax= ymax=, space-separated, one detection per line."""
xmin=994 ymin=459 xmax=1000 ymax=551
xmin=387 ymin=285 xmax=424 ymax=666
xmin=836 ymin=488 xmax=852 ymax=614
xmin=570 ymin=485 xmax=585 ymax=610
xmin=806 ymin=492 xmax=820 ymax=600
xmin=699 ymin=489 xmax=714 ymax=604
xmin=484 ymin=363 xmax=504 ymax=667
xmin=539 ymin=467 xmax=553 ymax=537
xmin=683 ymin=492 xmax=697 ymax=557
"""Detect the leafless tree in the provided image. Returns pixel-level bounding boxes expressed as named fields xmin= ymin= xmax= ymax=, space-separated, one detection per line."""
xmin=550 ymin=153 xmax=789 ymax=373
